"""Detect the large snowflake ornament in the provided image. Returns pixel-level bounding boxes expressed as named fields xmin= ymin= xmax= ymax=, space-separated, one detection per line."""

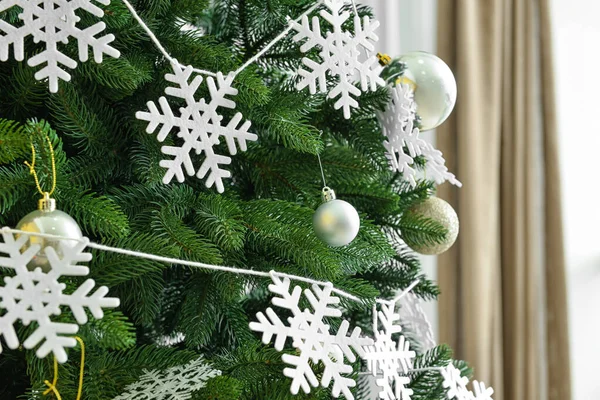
xmin=113 ymin=357 xmax=221 ymax=400
xmin=381 ymin=83 xmax=461 ymax=187
xmin=289 ymin=0 xmax=385 ymax=119
xmin=249 ymin=273 xmax=373 ymax=399
xmin=0 ymin=229 xmax=119 ymax=363
xmin=136 ymin=62 xmax=257 ymax=192
xmin=0 ymin=0 xmax=120 ymax=92
xmin=364 ymin=302 xmax=416 ymax=400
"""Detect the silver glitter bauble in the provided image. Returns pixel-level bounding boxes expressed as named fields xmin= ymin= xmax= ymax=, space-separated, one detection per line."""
xmin=398 ymin=51 xmax=457 ymax=131
xmin=406 ymin=197 xmax=459 ymax=255
xmin=16 ymin=195 xmax=83 ymax=271
xmin=313 ymin=187 xmax=360 ymax=247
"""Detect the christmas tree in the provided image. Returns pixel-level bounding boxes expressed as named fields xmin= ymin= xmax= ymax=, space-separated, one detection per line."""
xmin=0 ymin=1 xmax=488 ymax=399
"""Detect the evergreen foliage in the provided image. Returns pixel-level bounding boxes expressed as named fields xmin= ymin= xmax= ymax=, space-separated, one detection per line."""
xmin=0 ymin=1 xmax=467 ymax=399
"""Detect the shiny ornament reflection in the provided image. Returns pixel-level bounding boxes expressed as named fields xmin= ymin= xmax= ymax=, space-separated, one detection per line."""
xmin=313 ymin=187 xmax=360 ymax=247
xmin=398 ymin=51 xmax=457 ymax=131
xmin=16 ymin=202 xmax=83 ymax=271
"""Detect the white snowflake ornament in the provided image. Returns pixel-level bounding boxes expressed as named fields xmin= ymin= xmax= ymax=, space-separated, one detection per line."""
xmin=289 ymin=0 xmax=385 ymax=119
xmin=441 ymin=364 xmax=473 ymax=400
xmin=440 ymin=364 xmax=496 ymax=400
xmin=364 ymin=302 xmax=416 ymax=400
xmin=381 ymin=84 xmax=461 ymax=187
xmin=472 ymin=381 xmax=494 ymax=400
xmin=249 ymin=273 xmax=373 ymax=399
xmin=0 ymin=229 xmax=119 ymax=363
xmin=113 ymin=357 xmax=220 ymax=400
xmin=0 ymin=0 xmax=120 ymax=92
xmin=396 ymin=292 xmax=436 ymax=351
xmin=136 ymin=62 xmax=257 ymax=192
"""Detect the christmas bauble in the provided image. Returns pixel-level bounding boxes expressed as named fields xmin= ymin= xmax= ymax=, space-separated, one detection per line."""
xmin=16 ymin=197 xmax=83 ymax=271
xmin=406 ymin=197 xmax=459 ymax=255
xmin=313 ymin=187 xmax=360 ymax=247
xmin=398 ymin=51 xmax=457 ymax=131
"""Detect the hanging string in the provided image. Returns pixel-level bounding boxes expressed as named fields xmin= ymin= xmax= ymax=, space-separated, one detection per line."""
xmin=43 ymin=337 xmax=86 ymax=400
xmin=316 ymin=152 xmax=327 ymax=188
xmin=350 ymin=0 xmax=359 ymax=17
xmin=2 ymin=227 xmax=413 ymax=305
xmin=24 ymin=132 xmax=56 ymax=197
xmin=119 ymin=0 xmax=217 ymax=77
xmin=350 ymin=0 xmax=374 ymax=57
xmin=120 ymin=0 xmax=323 ymax=79
xmin=357 ymin=366 xmax=443 ymax=376
xmin=234 ymin=1 xmax=323 ymax=76
xmin=43 ymin=354 xmax=61 ymax=400
xmin=316 ymin=131 xmax=328 ymax=187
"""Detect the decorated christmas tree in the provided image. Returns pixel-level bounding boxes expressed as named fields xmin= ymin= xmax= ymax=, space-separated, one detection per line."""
xmin=0 ymin=1 xmax=492 ymax=399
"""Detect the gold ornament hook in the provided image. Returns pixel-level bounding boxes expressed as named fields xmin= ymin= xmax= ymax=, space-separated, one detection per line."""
xmin=24 ymin=130 xmax=57 ymax=210
xmin=377 ymin=52 xmax=392 ymax=66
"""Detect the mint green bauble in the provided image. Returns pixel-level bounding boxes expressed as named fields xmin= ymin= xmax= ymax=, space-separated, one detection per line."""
xmin=398 ymin=52 xmax=457 ymax=131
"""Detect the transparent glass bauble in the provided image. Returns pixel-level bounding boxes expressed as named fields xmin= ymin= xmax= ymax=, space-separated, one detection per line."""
xmin=398 ymin=51 xmax=457 ymax=131
xmin=313 ymin=199 xmax=360 ymax=247
xmin=16 ymin=209 xmax=83 ymax=271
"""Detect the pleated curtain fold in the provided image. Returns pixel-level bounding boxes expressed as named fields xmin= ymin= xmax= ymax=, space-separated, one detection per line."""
xmin=436 ymin=1 xmax=571 ymax=400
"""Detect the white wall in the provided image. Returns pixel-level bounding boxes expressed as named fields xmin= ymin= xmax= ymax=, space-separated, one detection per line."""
xmin=362 ymin=0 xmax=440 ymax=341
xmin=551 ymin=1 xmax=600 ymax=399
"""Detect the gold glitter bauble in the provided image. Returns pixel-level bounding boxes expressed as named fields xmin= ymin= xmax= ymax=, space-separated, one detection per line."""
xmin=406 ymin=197 xmax=459 ymax=255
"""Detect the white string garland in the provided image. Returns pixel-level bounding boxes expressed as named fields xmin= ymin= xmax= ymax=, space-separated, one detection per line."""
xmin=2 ymin=227 xmax=402 ymax=305
xmin=120 ymin=0 xmax=324 ymax=79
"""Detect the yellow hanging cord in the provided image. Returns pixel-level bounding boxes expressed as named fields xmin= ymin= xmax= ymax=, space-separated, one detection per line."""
xmin=43 ymin=337 xmax=86 ymax=400
xmin=24 ymin=132 xmax=57 ymax=197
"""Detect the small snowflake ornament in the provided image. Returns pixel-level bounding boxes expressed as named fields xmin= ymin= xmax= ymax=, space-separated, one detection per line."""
xmin=381 ymin=83 xmax=461 ymax=187
xmin=472 ymin=381 xmax=494 ymax=400
xmin=289 ymin=0 xmax=385 ymax=118
xmin=441 ymin=364 xmax=471 ymax=399
xmin=0 ymin=229 xmax=119 ymax=363
xmin=440 ymin=364 xmax=495 ymax=400
xmin=113 ymin=357 xmax=220 ymax=400
xmin=249 ymin=273 xmax=373 ymax=399
xmin=364 ymin=302 xmax=416 ymax=400
xmin=136 ymin=62 xmax=257 ymax=192
xmin=396 ymin=292 xmax=436 ymax=351
xmin=0 ymin=0 xmax=120 ymax=92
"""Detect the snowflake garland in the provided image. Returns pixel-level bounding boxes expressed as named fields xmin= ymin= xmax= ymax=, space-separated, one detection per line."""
xmin=249 ymin=273 xmax=373 ymax=399
xmin=441 ymin=364 xmax=495 ymax=400
xmin=381 ymin=83 xmax=461 ymax=187
xmin=0 ymin=0 xmax=120 ymax=92
xmin=136 ymin=62 xmax=257 ymax=192
xmin=0 ymin=229 xmax=119 ymax=363
xmin=113 ymin=357 xmax=220 ymax=400
xmin=364 ymin=302 xmax=416 ymax=400
xmin=289 ymin=0 xmax=385 ymax=119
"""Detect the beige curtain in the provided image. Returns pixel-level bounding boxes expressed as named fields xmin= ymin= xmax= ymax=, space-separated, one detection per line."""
xmin=436 ymin=1 xmax=571 ymax=400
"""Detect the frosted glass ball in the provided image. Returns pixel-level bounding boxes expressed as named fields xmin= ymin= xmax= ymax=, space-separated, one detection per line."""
xmin=399 ymin=52 xmax=457 ymax=131
xmin=313 ymin=199 xmax=360 ymax=247
xmin=16 ymin=209 xmax=83 ymax=271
